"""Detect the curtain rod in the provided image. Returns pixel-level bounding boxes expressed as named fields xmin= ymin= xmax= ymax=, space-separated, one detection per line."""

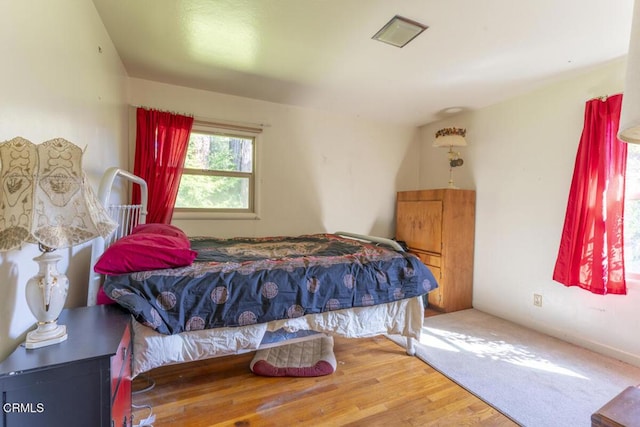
xmin=193 ymin=117 xmax=268 ymax=133
xmin=589 ymin=93 xmax=622 ymax=102
xmin=133 ymin=105 xmax=193 ymax=117
xmin=131 ymin=105 xmax=269 ymax=132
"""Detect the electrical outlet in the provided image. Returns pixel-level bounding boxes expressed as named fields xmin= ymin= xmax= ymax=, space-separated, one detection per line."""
xmin=533 ymin=294 xmax=542 ymax=307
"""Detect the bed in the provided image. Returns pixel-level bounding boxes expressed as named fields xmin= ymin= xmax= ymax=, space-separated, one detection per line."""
xmin=87 ymin=167 xmax=438 ymax=377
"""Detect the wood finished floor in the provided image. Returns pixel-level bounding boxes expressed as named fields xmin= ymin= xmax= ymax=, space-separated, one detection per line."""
xmin=131 ymin=333 xmax=517 ymax=426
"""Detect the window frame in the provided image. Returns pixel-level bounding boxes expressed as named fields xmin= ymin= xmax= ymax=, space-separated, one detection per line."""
xmin=172 ymin=120 xmax=262 ymax=220
xmin=624 ymin=143 xmax=640 ymax=285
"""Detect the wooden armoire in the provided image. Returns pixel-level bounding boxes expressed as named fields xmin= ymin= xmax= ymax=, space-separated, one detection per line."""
xmin=395 ymin=189 xmax=476 ymax=312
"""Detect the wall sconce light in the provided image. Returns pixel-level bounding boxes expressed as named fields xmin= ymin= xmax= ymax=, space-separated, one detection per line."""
xmin=433 ymin=127 xmax=467 ymax=188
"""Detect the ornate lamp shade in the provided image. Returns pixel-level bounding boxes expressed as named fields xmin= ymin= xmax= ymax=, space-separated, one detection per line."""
xmin=0 ymin=137 xmax=117 ymax=349
xmin=0 ymin=137 xmax=116 ymax=250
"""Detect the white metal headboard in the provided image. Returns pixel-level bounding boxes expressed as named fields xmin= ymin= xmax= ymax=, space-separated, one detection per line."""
xmin=87 ymin=167 xmax=148 ymax=306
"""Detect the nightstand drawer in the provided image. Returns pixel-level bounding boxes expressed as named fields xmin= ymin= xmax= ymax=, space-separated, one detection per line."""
xmin=0 ymin=359 xmax=109 ymax=427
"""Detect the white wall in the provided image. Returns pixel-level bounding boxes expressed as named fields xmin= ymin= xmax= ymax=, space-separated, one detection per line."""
xmin=0 ymin=1 xmax=128 ymax=360
xmin=6 ymin=2 xmax=632 ymax=373
xmin=418 ymin=58 xmax=640 ymax=366
xmin=127 ymin=78 xmax=421 ymax=238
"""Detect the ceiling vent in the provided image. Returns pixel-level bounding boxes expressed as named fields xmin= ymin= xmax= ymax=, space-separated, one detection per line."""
xmin=372 ymin=15 xmax=428 ymax=48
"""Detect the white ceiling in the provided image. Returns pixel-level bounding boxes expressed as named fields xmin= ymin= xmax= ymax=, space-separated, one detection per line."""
xmin=93 ymin=0 xmax=635 ymax=127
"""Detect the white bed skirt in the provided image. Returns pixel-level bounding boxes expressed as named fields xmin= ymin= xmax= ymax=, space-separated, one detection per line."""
xmin=132 ymin=296 xmax=424 ymax=377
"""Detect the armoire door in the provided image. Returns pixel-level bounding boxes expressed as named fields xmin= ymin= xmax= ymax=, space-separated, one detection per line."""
xmin=396 ymin=200 xmax=442 ymax=254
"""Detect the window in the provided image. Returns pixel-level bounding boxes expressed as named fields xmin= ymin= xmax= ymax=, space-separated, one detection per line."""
xmin=174 ymin=122 xmax=260 ymax=218
xmin=625 ymin=143 xmax=640 ymax=278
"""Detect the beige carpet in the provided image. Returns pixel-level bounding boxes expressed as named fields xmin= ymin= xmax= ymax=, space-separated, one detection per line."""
xmin=388 ymin=309 xmax=640 ymax=427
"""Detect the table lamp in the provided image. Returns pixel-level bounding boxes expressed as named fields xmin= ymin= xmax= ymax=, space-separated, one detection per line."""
xmin=0 ymin=137 xmax=116 ymax=349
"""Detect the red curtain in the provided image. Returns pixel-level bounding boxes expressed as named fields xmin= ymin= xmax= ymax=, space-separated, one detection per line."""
xmin=132 ymin=107 xmax=194 ymax=224
xmin=553 ymin=94 xmax=627 ymax=295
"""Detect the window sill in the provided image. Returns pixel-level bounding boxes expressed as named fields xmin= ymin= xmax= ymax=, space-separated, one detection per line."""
xmin=172 ymin=211 xmax=260 ymax=221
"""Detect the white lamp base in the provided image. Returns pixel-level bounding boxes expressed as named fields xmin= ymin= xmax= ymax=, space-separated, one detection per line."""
xmin=24 ymin=250 xmax=70 ymax=350
xmin=25 ymin=323 xmax=67 ymax=349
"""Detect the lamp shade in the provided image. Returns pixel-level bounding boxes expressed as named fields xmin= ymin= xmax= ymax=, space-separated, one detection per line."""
xmin=433 ymin=128 xmax=467 ymax=147
xmin=0 ymin=137 xmax=117 ymax=251
xmin=619 ymin=0 xmax=640 ymax=144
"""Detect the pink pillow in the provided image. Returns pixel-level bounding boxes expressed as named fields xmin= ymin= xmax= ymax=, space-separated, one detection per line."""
xmin=131 ymin=223 xmax=187 ymax=239
xmin=94 ymin=233 xmax=197 ymax=275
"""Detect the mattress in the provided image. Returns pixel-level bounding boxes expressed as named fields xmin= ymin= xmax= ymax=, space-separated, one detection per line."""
xmin=103 ymin=233 xmax=438 ymax=335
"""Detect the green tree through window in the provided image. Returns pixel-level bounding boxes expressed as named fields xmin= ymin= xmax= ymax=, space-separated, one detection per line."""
xmin=176 ymin=130 xmax=255 ymax=212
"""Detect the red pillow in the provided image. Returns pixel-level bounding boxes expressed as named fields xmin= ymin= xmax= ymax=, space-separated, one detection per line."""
xmin=131 ymin=223 xmax=187 ymax=239
xmin=96 ymin=286 xmax=115 ymax=305
xmin=94 ymin=233 xmax=197 ymax=275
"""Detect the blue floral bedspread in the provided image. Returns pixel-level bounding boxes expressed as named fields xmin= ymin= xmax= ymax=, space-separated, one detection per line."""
xmin=103 ymin=233 xmax=438 ymax=335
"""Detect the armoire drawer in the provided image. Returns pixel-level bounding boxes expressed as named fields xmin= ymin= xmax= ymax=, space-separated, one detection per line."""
xmin=414 ymin=252 xmax=442 ymax=268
